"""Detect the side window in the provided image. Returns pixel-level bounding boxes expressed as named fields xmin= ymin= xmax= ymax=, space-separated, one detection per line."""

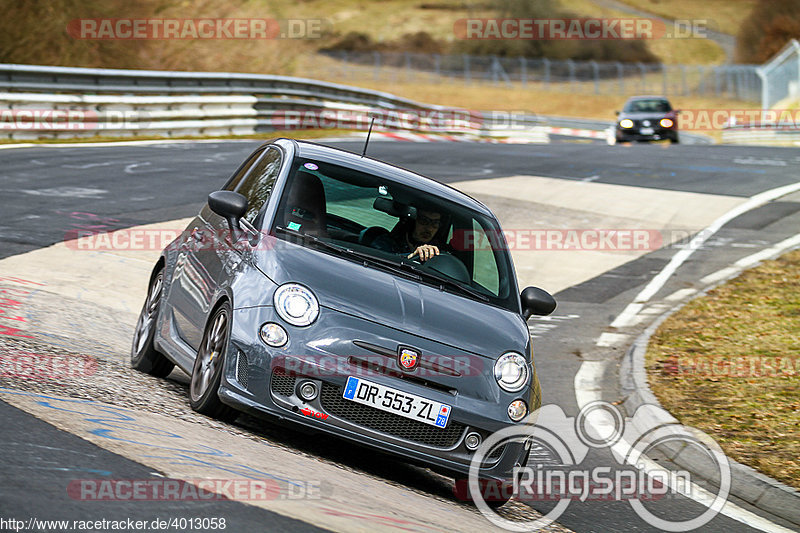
xmin=471 ymin=219 xmax=500 ymax=294
xmin=224 ymin=149 xmax=264 ymax=192
xmin=235 ymin=148 xmax=282 ymax=224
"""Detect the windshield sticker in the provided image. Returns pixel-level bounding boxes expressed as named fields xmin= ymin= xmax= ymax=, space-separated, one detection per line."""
xmin=287 ymin=221 xmax=302 ymax=231
xmin=303 ymin=163 xmax=319 ymax=171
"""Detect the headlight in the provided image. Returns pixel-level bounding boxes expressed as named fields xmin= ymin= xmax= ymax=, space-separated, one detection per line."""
xmin=493 ymin=352 xmax=529 ymax=392
xmin=273 ymin=283 xmax=319 ymax=326
xmin=619 ymin=119 xmax=634 ymax=129
xmin=660 ymin=118 xmax=674 ymax=128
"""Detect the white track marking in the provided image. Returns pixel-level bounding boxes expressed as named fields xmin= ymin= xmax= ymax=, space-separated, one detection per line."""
xmin=574 ymin=363 xmax=796 ymax=533
xmin=611 ymin=180 xmax=800 ymax=328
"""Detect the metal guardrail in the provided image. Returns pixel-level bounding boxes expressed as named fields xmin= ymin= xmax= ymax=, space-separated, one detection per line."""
xmin=0 ymin=63 xmax=548 ymax=142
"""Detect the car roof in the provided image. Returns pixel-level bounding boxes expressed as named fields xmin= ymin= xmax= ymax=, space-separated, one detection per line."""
xmin=272 ymin=138 xmax=494 ymax=217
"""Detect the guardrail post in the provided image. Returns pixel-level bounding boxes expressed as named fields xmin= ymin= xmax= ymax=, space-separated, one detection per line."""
xmin=681 ymin=65 xmax=688 ymax=95
xmin=373 ymin=51 xmax=381 ymax=81
xmin=405 ymin=52 xmax=412 ymax=83
xmin=434 ymin=54 xmax=441 ymax=83
xmin=617 ymin=62 xmax=624 ymax=94
xmin=590 ymin=60 xmax=599 ymax=94
xmin=567 ymin=59 xmax=575 ymax=92
xmin=697 ymin=65 xmax=705 ymax=95
xmin=463 ymin=54 xmax=471 ymax=85
xmin=637 ymin=62 xmax=646 ymax=92
xmin=520 ymin=56 xmax=527 ymax=87
xmin=544 ymin=58 xmax=551 ymax=87
xmin=662 ymin=64 xmax=668 ymax=95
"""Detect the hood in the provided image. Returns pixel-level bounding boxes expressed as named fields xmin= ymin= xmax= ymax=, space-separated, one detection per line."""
xmin=254 ymin=241 xmax=528 ymax=359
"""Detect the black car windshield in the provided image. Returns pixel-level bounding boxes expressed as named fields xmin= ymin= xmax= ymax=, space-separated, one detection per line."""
xmin=623 ymin=99 xmax=672 ymax=113
xmin=272 ymin=156 xmax=518 ymax=311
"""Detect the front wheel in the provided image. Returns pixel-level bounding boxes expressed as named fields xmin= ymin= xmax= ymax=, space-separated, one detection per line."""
xmin=131 ymin=269 xmax=175 ymax=377
xmin=189 ymin=302 xmax=238 ymax=422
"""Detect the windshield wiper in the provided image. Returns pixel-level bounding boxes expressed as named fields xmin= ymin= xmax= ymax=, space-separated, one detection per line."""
xmin=398 ymin=262 xmax=490 ymax=302
xmin=274 ymin=226 xmax=421 ymax=281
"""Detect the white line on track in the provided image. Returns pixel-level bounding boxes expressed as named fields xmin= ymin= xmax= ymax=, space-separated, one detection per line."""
xmin=574 ymin=363 xmax=796 ymax=533
xmin=578 ymin=180 xmax=800 ymax=531
xmin=610 ymin=180 xmax=800 ymax=329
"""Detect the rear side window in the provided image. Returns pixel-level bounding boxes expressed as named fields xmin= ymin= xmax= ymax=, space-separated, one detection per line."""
xmin=234 ymin=148 xmax=282 ymax=224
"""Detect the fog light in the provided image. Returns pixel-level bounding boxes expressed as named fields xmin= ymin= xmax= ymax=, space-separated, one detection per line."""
xmin=298 ymin=381 xmax=318 ymax=401
xmin=260 ymin=322 xmax=288 ymax=347
xmin=465 ymin=432 xmax=482 ymax=451
xmin=508 ymin=400 xmax=528 ymax=422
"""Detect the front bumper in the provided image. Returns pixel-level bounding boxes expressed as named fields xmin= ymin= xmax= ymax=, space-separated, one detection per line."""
xmin=218 ymin=305 xmax=538 ymax=480
xmin=616 ymin=127 xmax=678 ymax=142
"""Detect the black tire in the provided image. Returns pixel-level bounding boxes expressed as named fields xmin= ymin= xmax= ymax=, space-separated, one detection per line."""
xmin=131 ymin=269 xmax=175 ymax=377
xmin=670 ymin=136 xmax=680 ymax=144
xmin=189 ymin=302 xmax=238 ymax=422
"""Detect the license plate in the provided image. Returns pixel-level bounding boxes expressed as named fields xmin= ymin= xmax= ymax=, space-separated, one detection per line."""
xmin=342 ymin=376 xmax=451 ymax=428
xmin=640 ymin=127 xmax=654 ymax=135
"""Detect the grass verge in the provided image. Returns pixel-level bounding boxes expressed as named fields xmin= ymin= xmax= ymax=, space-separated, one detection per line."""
xmin=645 ymin=249 xmax=800 ymax=489
xmin=616 ymin=0 xmax=756 ymax=36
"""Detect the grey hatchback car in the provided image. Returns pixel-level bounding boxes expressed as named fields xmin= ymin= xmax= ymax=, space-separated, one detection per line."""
xmin=131 ymin=138 xmax=556 ymax=496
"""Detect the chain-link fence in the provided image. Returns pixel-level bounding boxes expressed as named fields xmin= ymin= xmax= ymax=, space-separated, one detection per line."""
xmin=758 ymin=39 xmax=800 ymax=110
xmin=320 ymin=51 xmax=762 ymax=101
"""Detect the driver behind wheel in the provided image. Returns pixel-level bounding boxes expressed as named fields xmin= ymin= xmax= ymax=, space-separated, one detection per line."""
xmin=372 ymin=208 xmax=448 ymax=262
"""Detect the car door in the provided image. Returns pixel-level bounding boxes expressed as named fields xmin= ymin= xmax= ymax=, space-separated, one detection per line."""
xmin=168 ymin=146 xmax=281 ymax=349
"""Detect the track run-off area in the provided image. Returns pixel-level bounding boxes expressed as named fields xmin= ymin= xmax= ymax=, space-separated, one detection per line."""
xmin=1 ymin=138 xmax=799 ymax=532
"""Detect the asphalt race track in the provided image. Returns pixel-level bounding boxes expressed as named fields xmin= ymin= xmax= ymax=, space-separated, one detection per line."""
xmin=1 ymin=137 xmax=799 ymax=532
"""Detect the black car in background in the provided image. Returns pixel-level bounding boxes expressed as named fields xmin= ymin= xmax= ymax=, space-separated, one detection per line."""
xmin=131 ymin=138 xmax=556 ymax=505
xmin=614 ymin=96 xmax=679 ymax=144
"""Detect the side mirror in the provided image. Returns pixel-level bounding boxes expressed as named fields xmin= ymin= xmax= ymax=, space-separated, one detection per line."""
xmin=615 ymin=110 xmax=620 ymax=116
xmin=208 ymin=191 xmax=247 ymax=231
xmin=521 ymin=286 xmax=556 ymax=320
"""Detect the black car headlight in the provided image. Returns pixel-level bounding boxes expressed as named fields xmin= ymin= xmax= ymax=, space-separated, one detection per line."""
xmin=273 ymin=283 xmax=319 ymax=326
xmin=494 ymin=352 xmax=529 ymax=392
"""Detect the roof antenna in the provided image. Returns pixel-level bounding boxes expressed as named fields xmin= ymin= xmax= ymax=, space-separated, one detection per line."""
xmin=361 ymin=115 xmax=376 ymax=157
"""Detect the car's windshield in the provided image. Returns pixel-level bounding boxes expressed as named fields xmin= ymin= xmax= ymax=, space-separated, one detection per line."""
xmin=272 ymin=156 xmax=518 ymax=311
xmin=624 ymin=99 xmax=672 ymax=113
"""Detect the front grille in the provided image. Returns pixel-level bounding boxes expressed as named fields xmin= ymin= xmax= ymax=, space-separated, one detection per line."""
xmin=270 ymin=368 xmax=295 ymax=396
xmin=488 ymin=444 xmax=506 ymax=460
xmin=236 ymin=351 xmax=249 ymax=389
xmin=320 ymin=383 xmax=465 ymax=448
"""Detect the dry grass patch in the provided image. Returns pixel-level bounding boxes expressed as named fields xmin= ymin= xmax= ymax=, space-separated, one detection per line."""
xmin=617 ymin=0 xmax=757 ymax=36
xmin=646 ymin=249 xmax=800 ymax=489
